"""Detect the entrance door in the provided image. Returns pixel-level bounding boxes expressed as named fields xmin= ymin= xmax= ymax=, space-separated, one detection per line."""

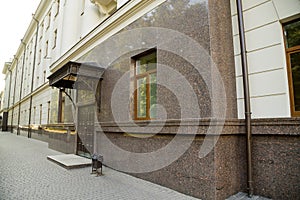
xmin=77 ymin=104 xmax=95 ymax=158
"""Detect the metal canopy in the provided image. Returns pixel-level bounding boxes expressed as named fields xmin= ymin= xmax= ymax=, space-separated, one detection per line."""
xmin=48 ymin=61 xmax=105 ymax=89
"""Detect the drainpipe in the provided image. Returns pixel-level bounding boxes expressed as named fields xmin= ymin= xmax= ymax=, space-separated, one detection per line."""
xmin=17 ymin=40 xmax=27 ymax=135
xmin=236 ymin=0 xmax=253 ymax=197
xmin=10 ymin=56 xmax=19 ymax=133
xmin=28 ymin=15 xmax=39 ymax=138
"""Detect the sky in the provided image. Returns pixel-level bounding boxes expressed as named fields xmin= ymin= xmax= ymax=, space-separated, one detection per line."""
xmin=0 ymin=1 xmax=40 ymax=93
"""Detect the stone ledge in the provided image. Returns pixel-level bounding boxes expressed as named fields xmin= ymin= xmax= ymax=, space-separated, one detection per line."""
xmin=96 ymin=118 xmax=300 ymax=136
xmin=47 ymin=154 xmax=91 ymax=169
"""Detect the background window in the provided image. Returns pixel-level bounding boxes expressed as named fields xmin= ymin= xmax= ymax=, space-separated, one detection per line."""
xmin=39 ymin=104 xmax=43 ymax=124
xmin=47 ymin=101 xmax=51 ymax=124
xmin=40 ymin=22 xmax=44 ymax=40
xmin=133 ymin=50 xmax=157 ymax=120
xmin=58 ymin=89 xmax=65 ymax=123
xmin=284 ymin=19 xmax=300 ymax=116
xmin=47 ymin=11 xmax=51 ymax=29
xmin=55 ymin=0 xmax=60 ymax=17
xmin=45 ymin=41 xmax=48 ymax=58
xmin=38 ymin=49 xmax=41 ymax=64
xmin=53 ymin=29 xmax=57 ymax=49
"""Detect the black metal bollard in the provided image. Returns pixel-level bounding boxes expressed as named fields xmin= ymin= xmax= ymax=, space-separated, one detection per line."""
xmin=91 ymin=154 xmax=103 ymax=176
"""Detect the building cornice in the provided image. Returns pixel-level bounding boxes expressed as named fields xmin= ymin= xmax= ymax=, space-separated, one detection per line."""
xmin=2 ymin=62 xmax=12 ymax=75
xmin=90 ymin=0 xmax=117 ymax=16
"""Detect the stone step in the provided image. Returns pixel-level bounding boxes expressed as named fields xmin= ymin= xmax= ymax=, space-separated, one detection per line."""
xmin=47 ymin=154 xmax=91 ymax=169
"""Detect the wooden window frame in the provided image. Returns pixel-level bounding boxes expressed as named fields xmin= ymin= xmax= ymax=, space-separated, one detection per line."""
xmin=132 ymin=49 xmax=157 ymax=120
xmin=283 ymin=19 xmax=300 ymax=117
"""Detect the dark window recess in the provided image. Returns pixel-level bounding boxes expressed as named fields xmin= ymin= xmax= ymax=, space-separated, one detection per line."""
xmin=284 ymin=19 xmax=300 ymax=116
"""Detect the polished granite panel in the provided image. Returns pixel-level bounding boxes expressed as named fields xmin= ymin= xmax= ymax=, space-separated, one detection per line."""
xmin=70 ymin=0 xmax=299 ymax=199
xmin=208 ymin=0 xmax=237 ymax=119
xmin=96 ymin=118 xmax=300 ymax=199
xmin=252 ymin=135 xmax=300 ymax=199
xmin=215 ymin=135 xmax=247 ymax=199
xmin=99 ymin=132 xmax=217 ymax=200
xmin=77 ymin=0 xmax=237 ymax=123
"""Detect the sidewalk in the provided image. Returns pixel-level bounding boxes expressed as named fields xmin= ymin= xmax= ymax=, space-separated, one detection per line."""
xmin=0 ymin=131 xmax=199 ymax=200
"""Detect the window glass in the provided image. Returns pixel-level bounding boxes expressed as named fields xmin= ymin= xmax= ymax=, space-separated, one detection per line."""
xmin=137 ymin=77 xmax=147 ymax=118
xmin=284 ymin=19 xmax=300 ymax=116
xmin=284 ymin=20 xmax=300 ymax=48
xmin=150 ymin=73 xmax=157 ymax=118
xmin=136 ymin=53 xmax=156 ymax=74
xmin=134 ymin=50 xmax=157 ymax=119
xmin=290 ymin=51 xmax=300 ymax=111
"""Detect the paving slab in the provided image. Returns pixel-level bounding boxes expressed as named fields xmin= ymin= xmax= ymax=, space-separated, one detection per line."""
xmin=0 ymin=131 xmax=200 ymax=200
xmin=47 ymin=154 xmax=91 ymax=169
xmin=226 ymin=192 xmax=271 ymax=200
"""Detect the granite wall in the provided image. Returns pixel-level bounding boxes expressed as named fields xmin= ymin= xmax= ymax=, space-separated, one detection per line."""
xmin=47 ymin=124 xmax=76 ymax=154
xmin=14 ymin=0 xmax=296 ymax=199
xmin=95 ymin=119 xmax=300 ymax=200
xmin=78 ymin=0 xmax=237 ymax=122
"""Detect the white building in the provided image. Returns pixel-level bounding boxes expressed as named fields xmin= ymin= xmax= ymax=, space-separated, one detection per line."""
xmin=1 ymin=0 xmax=120 ymax=133
xmin=231 ymin=0 xmax=300 ymax=118
xmin=1 ymin=0 xmax=299 ymax=199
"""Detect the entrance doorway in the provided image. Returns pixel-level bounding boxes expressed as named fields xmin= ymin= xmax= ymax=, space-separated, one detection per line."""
xmin=77 ymin=104 xmax=95 ymax=158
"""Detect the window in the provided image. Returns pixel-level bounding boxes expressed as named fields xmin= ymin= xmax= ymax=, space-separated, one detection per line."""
xmin=39 ymin=104 xmax=42 ymax=124
xmin=53 ymin=29 xmax=57 ymax=49
xmin=47 ymin=101 xmax=50 ymax=124
xmin=58 ymin=89 xmax=65 ymax=123
xmin=38 ymin=49 xmax=42 ymax=64
xmin=43 ymin=70 xmax=46 ymax=83
xmin=40 ymin=22 xmax=44 ymax=40
xmin=47 ymin=11 xmax=51 ymax=29
xmin=133 ymin=49 xmax=157 ymax=120
xmin=55 ymin=0 xmax=60 ymax=17
xmin=284 ymin=19 xmax=300 ymax=117
xmin=30 ymin=39 xmax=33 ymax=53
xmin=81 ymin=0 xmax=86 ymax=15
xmin=45 ymin=41 xmax=48 ymax=58
xmin=33 ymin=107 xmax=36 ymax=124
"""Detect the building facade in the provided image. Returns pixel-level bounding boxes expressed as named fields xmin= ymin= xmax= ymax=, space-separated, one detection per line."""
xmin=1 ymin=0 xmax=299 ymax=199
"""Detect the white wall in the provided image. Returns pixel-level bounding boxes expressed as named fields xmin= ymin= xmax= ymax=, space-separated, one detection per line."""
xmin=20 ymin=99 xmax=30 ymax=125
xmin=117 ymin=0 xmax=130 ymax=8
xmin=2 ymin=0 xmax=103 ymax=127
xmin=3 ymin=73 xmax=11 ymax=110
xmin=231 ymin=0 xmax=300 ymax=118
xmin=2 ymin=0 xmax=156 ymax=127
xmin=79 ymin=0 xmax=101 ymax=39
xmin=31 ymin=88 xmax=52 ymax=125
